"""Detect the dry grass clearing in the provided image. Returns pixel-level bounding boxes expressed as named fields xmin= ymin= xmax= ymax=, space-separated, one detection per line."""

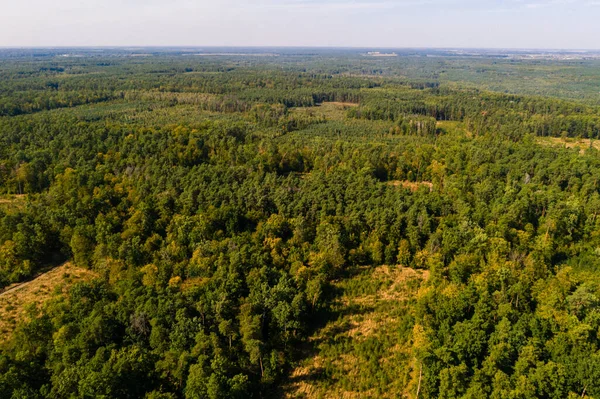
xmin=365 ymin=52 xmax=398 ymax=57
xmin=0 ymin=194 xmax=27 ymax=214
xmin=324 ymin=102 xmax=359 ymax=108
xmin=387 ymin=180 xmax=433 ymax=192
xmin=283 ymin=265 xmax=429 ymax=399
xmin=0 ymin=262 xmax=97 ymax=342
xmin=536 ymin=136 xmax=600 ymax=154
xmin=436 ymin=120 xmax=471 ymax=137
xmin=291 ymin=102 xmax=358 ymax=121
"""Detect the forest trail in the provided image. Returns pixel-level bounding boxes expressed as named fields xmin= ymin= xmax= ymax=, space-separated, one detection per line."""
xmin=0 ymin=263 xmax=97 ymax=341
xmin=0 ymin=263 xmax=62 ymax=298
xmin=0 ymin=280 xmax=32 ymax=298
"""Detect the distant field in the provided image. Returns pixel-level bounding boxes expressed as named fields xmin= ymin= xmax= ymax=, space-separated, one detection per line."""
xmin=0 ymin=263 xmax=96 ymax=341
xmin=536 ymin=136 xmax=600 ymax=153
xmin=436 ymin=120 xmax=471 ymax=137
xmin=291 ymin=102 xmax=358 ymax=122
xmin=324 ymin=101 xmax=359 ymax=107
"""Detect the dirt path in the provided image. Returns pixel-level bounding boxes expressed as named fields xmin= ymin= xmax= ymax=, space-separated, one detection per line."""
xmin=0 ymin=262 xmax=64 ymax=298
xmin=0 ymin=278 xmax=39 ymax=298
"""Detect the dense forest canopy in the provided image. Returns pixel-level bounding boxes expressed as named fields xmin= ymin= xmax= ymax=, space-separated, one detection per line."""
xmin=1 ymin=49 xmax=600 ymax=398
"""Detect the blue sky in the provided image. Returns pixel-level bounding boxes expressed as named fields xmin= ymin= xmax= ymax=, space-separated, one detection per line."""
xmin=1 ymin=0 xmax=598 ymax=49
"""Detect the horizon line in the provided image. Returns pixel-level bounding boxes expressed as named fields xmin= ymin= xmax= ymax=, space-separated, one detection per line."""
xmin=1 ymin=45 xmax=600 ymax=52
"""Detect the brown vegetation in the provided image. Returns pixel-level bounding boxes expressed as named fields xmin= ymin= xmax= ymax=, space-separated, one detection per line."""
xmin=0 ymin=194 xmax=27 ymax=214
xmin=536 ymin=136 xmax=600 ymax=154
xmin=291 ymin=102 xmax=359 ymax=122
xmin=283 ymin=266 xmax=429 ymax=399
xmin=0 ymin=263 xmax=97 ymax=341
xmin=387 ymin=180 xmax=433 ymax=192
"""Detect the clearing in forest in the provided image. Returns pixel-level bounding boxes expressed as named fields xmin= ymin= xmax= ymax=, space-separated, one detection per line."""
xmin=291 ymin=102 xmax=359 ymax=121
xmin=0 ymin=263 xmax=97 ymax=342
xmin=436 ymin=120 xmax=471 ymax=137
xmin=0 ymin=194 xmax=27 ymax=214
xmin=387 ymin=180 xmax=433 ymax=192
xmin=536 ymin=136 xmax=600 ymax=154
xmin=282 ymin=265 xmax=429 ymax=399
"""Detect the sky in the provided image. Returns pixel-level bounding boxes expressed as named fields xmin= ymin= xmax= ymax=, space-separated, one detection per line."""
xmin=0 ymin=0 xmax=599 ymax=49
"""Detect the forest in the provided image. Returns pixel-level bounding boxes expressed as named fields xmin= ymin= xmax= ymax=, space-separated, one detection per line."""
xmin=1 ymin=48 xmax=600 ymax=398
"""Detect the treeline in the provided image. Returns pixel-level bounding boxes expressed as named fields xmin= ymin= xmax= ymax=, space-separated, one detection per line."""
xmin=0 ymin=90 xmax=121 ymax=116
xmin=348 ymin=89 xmax=600 ymax=139
xmin=4 ymin=55 xmax=600 ymax=141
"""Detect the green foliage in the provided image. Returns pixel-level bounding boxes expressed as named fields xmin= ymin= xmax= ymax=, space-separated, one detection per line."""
xmin=1 ymin=50 xmax=600 ymax=398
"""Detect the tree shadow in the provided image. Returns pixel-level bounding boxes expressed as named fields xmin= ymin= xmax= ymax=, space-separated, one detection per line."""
xmin=276 ymin=265 xmax=376 ymax=398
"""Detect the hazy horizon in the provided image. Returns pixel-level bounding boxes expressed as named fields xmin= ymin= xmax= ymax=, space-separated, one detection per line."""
xmin=2 ymin=0 xmax=599 ymax=49
xmin=1 ymin=45 xmax=599 ymax=52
